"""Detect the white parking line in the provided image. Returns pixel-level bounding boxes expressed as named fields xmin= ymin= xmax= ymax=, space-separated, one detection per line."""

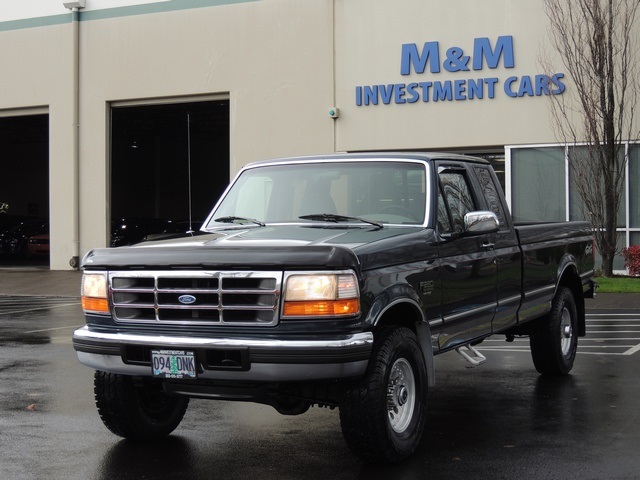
xmin=587 ymin=331 xmax=640 ymax=334
xmin=582 ymin=339 xmax=640 ymax=343
xmin=588 ymin=324 xmax=640 ymax=327
xmin=586 ymin=319 xmax=640 ymax=322
xmin=477 ymin=315 xmax=640 ymax=356
xmin=623 ymin=344 xmax=640 ymax=356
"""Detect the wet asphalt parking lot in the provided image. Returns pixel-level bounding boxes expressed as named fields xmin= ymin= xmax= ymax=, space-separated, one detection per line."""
xmin=1 ymin=292 xmax=639 ymax=480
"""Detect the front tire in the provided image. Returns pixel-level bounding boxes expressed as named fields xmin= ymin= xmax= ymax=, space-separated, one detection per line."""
xmin=530 ymin=287 xmax=578 ymax=375
xmin=94 ymin=371 xmax=189 ymax=440
xmin=340 ymin=327 xmax=428 ymax=463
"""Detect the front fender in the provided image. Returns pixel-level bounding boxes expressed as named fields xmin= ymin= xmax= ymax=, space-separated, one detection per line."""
xmin=364 ymin=283 xmax=436 ymax=386
xmin=364 ymin=282 xmax=424 ymax=327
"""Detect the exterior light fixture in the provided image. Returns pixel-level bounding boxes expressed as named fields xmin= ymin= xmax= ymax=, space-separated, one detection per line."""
xmin=63 ymin=1 xmax=86 ymax=9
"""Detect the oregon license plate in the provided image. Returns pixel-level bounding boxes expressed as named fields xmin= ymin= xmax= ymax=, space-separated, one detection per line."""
xmin=151 ymin=349 xmax=197 ymax=379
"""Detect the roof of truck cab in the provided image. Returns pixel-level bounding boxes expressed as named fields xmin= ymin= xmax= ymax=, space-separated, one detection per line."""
xmin=241 ymin=152 xmax=490 ymax=169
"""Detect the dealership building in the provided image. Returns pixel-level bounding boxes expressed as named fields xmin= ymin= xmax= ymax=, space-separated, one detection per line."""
xmin=1 ymin=0 xmax=638 ymax=270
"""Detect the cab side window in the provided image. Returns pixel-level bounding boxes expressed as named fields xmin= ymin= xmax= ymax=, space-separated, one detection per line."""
xmin=438 ymin=170 xmax=477 ymax=234
xmin=437 ymin=188 xmax=453 ymax=232
xmin=473 ymin=165 xmax=508 ymax=230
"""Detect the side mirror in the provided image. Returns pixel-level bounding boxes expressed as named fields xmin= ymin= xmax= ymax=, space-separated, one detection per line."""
xmin=463 ymin=211 xmax=500 ymax=235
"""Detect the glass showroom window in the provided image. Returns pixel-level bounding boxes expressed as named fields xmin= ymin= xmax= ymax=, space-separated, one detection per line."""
xmin=568 ymin=145 xmax=626 ymax=227
xmin=509 ymin=143 xmax=639 ymax=272
xmin=575 ymin=143 xmax=632 ymax=272
xmin=629 ymin=144 xmax=640 ymax=229
xmin=510 ymin=146 xmax=565 ymax=223
xmin=628 ymin=144 xmax=640 ymax=259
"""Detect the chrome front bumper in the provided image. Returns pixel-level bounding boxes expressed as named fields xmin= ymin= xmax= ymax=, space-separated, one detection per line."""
xmin=72 ymin=326 xmax=373 ymax=382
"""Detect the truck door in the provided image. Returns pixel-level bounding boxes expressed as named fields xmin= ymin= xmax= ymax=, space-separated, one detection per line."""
xmin=436 ymin=165 xmax=497 ymax=350
xmin=469 ymin=164 xmax=521 ymax=333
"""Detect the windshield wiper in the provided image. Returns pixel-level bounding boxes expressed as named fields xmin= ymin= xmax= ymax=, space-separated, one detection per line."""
xmin=214 ymin=216 xmax=266 ymax=227
xmin=299 ymin=213 xmax=383 ymax=229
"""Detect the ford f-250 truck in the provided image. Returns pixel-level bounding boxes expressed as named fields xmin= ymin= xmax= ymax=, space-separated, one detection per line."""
xmin=73 ymin=153 xmax=595 ymax=462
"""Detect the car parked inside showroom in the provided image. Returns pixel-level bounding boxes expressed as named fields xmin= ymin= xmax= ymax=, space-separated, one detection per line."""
xmin=0 ymin=219 xmax=48 ymax=258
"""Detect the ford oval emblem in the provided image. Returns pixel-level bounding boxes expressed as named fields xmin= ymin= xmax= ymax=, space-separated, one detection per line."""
xmin=178 ymin=294 xmax=197 ymax=305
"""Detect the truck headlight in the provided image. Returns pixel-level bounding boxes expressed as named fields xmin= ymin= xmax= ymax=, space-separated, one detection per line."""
xmin=283 ymin=272 xmax=360 ymax=317
xmin=81 ymin=273 xmax=109 ymax=314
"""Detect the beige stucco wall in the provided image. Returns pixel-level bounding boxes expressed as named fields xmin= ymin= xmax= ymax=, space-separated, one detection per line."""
xmin=77 ymin=0 xmax=336 ymax=266
xmin=1 ymin=0 xmax=336 ymax=269
xmin=1 ymin=0 xmax=638 ymax=269
xmin=0 ymin=23 xmax=79 ymax=270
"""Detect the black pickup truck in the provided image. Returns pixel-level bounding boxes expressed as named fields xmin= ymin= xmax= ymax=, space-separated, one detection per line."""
xmin=73 ymin=153 xmax=595 ymax=462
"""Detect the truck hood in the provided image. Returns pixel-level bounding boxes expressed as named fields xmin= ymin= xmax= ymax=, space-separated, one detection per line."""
xmin=81 ymin=225 xmax=436 ymax=271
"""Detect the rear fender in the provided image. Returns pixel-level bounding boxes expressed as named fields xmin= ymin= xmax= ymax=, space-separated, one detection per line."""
xmin=555 ymin=253 xmax=579 ymax=292
xmin=556 ymin=254 xmax=587 ymax=337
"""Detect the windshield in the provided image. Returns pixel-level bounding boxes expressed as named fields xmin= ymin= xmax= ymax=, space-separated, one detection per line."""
xmin=204 ymin=160 xmax=428 ymax=228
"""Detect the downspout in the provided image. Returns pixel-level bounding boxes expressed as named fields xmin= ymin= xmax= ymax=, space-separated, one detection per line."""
xmin=331 ymin=0 xmax=338 ymax=153
xmin=63 ymin=1 xmax=84 ymax=268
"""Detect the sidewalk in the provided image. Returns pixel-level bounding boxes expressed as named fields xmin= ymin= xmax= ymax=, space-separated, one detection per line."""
xmin=587 ymin=291 xmax=640 ymax=311
xmin=0 ymin=268 xmax=638 ymax=310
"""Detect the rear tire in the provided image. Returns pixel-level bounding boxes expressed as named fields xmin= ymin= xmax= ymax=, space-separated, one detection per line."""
xmin=340 ymin=326 xmax=428 ymax=463
xmin=94 ymin=371 xmax=189 ymax=440
xmin=530 ymin=287 xmax=578 ymax=376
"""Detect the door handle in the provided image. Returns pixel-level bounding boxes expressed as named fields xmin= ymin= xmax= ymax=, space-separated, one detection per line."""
xmin=482 ymin=242 xmax=495 ymax=251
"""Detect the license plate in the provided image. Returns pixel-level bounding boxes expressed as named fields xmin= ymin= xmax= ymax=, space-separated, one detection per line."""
xmin=151 ymin=349 xmax=197 ymax=379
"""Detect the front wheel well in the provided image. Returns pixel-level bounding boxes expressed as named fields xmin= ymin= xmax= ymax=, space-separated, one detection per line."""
xmin=374 ymin=301 xmax=423 ymax=334
xmin=373 ymin=300 xmax=436 ymax=387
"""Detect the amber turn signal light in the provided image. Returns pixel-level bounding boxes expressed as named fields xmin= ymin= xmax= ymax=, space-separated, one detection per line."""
xmin=283 ymin=299 xmax=359 ymax=317
xmin=81 ymin=296 xmax=109 ymax=314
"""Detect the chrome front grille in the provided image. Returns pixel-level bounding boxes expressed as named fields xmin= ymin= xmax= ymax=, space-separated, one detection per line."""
xmin=109 ymin=271 xmax=282 ymax=326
